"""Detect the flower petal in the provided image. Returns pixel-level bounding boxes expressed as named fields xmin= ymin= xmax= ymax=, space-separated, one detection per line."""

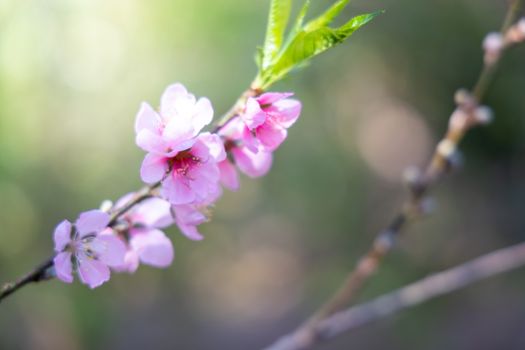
xmin=256 ymin=121 xmax=287 ymax=151
xmin=135 ymin=102 xmax=161 ymax=134
xmin=53 ymin=252 xmax=73 ymax=283
xmin=256 ymin=92 xmax=293 ymax=106
xmin=232 ymin=147 xmax=273 ymax=178
xmin=218 ymin=159 xmax=239 ymax=191
xmin=93 ymin=234 xmax=127 ymax=267
xmin=136 ymin=129 xmax=167 ymax=154
xmin=140 ymin=153 xmax=168 ymax=183
xmin=268 ymin=98 xmax=302 ymax=128
xmin=77 ymin=253 xmax=111 ymax=289
xmin=241 ymin=97 xmax=266 ymax=129
xmin=53 ymin=220 xmax=72 ymax=252
xmin=160 ymin=83 xmax=189 ymax=119
xmin=130 ymin=229 xmax=174 ymax=268
xmin=76 ymin=210 xmax=110 ymax=237
xmin=133 ymin=197 xmax=173 ymax=228
xmin=177 ymin=222 xmax=204 ymax=241
xmin=198 ymin=132 xmax=226 ymax=162
xmin=192 ymin=97 xmax=214 ymax=134
xmin=161 ymin=174 xmax=195 ymax=205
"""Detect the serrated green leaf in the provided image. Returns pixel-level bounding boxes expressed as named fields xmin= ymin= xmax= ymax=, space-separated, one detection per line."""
xmin=262 ymin=0 xmax=292 ymax=70
xmin=304 ymin=0 xmax=350 ymax=31
xmin=262 ymin=12 xmax=380 ymax=87
xmin=289 ymin=1 xmax=311 ymax=39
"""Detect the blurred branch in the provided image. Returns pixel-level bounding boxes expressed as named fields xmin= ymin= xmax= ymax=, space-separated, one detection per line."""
xmin=266 ymin=241 xmax=525 ymax=350
xmin=264 ymin=2 xmax=525 ymax=349
xmin=0 ymin=183 xmax=160 ymax=304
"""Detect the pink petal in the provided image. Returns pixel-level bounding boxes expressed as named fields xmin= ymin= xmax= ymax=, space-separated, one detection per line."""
xmin=189 ymin=162 xmax=221 ymax=202
xmin=241 ymin=126 xmax=260 ymax=153
xmin=161 ymin=174 xmax=195 ymax=205
xmin=256 ymin=121 xmax=287 ymax=151
xmin=135 ymin=102 xmax=161 ymax=134
xmin=53 ymin=252 xmax=73 ymax=283
xmin=76 ymin=210 xmax=110 ymax=237
xmin=198 ymin=133 xmax=226 ymax=162
xmin=256 ymin=92 xmax=293 ymax=106
xmin=136 ymin=129 xmax=167 ymax=154
xmin=218 ymin=159 xmax=239 ymax=191
xmin=140 ymin=153 xmax=168 ymax=183
xmin=189 ymin=139 xmax=211 ymax=163
xmin=232 ymin=147 xmax=273 ymax=178
xmin=241 ymin=97 xmax=267 ymax=129
xmin=177 ymin=223 xmax=204 ymax=241
xmin=268 ymin=98 xmax=302 ymax=128
xmin=173 ymin=204 xmax=207 ymax=226
xmin=162 ymin=118 xmax=195 ymax=147
xmin=133 ymin=197 xmax=173 ymax=228
xmin=53 ymin=220 xmax=72 ymax=252
xmin=130 ymin=229 xmax=174 ymax=268
xmin=92 ymin=234 xmax=127 ymax=267
xmin=77 ymin=253 xmax=111 ymax=289
xmin=160 ymin=83 xmax=189 ymax=119
xmin=192 ymin=98 xmax=214 ymax=134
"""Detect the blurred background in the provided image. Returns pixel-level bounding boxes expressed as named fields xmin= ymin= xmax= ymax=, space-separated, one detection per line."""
xmin=1 ymin=0 xmax=525 ymax=349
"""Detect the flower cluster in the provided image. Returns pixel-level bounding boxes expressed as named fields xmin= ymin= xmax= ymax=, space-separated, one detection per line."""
xmin=52 ymin=83 xmax=301 ymax=288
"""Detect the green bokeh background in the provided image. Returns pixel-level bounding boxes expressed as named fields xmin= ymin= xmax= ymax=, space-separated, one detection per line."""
xmin=1 ymin=1 xmax=525 ymax=349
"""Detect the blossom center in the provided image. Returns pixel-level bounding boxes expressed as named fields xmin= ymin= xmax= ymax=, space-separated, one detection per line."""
xmin=168 ymin=149 xmax=201 ymax=177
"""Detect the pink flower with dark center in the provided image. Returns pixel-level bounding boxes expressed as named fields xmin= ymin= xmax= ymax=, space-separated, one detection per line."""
xmin=110 ymin=194 xmax=175 ymax=273
xmin=53 ymin=210 xmax=126 ymax=289
xmin=135 ymin=83 xmax=226 ymax=205
xmin=240 ymin=92 xmax=301 ymax=152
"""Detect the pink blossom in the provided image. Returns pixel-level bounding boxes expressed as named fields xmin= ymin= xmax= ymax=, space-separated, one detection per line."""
xmin=240 ymin=92 xmax=301 ymax=152
xmin=110 ymin=195 xmax=175 ymax=273
xmin=172 ymin=187 xmax=222 ymax=241
xmin=53 ymin=210 xmax=126 ymax=289
xmin=218 ymin=117 xmax=273 ymax=186
xmin=135 ymin=84 xmax=226 ymax=205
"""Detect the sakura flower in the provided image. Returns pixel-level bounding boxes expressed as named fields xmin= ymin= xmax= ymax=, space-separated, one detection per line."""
xmin=217 ymin=116 xmax=273 ymax=189
xmin=172 ymin=187 xmax=222 ymax=241
xmin=109 ymin=194 xmax=174 ymax=273
xmin=53 ymin=210 xmax=126 ymax=289
xmin=240 ymin=92 xmax=301 ymax=152
xmin=135 ymin=83 xmax=226 ymax=205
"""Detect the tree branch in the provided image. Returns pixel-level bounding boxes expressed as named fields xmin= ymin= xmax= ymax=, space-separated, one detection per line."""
xmin=264 ymin=2 xmax=525 ymax=348
xmin=266 ymin=241 xmax=525 ymax=350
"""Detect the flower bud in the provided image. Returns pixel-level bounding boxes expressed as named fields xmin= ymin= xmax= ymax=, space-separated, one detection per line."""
xmin=483 ymin=32 xmax=504 ymax=65
xmin=474 ymin=105 xmax=493 ymax=125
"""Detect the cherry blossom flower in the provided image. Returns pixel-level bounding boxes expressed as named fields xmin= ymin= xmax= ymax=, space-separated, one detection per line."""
xmin=172 ymin=187 xmax=222 ymax=241
xmin=109 ymin=194 xmax=175 ymax=273
xmin=135 ymin=84 xmax=226 ymax=205
xmin=240 ymin=92 xmax=301 ymax=152
xmin=53 ymin=210 xmax=126 ymax=289
xmin=218 ymin=117 xmax=273 ymax=188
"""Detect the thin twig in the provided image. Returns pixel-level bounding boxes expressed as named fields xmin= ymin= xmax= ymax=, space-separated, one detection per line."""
xmin=264 ymin=2 xmax=524 ymax=349
xmin=266 ymin=241 xmax=525 ymax=350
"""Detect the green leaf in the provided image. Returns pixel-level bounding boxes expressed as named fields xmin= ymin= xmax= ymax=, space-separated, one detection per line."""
xmin=304 ymin=0 xmax=350 ymax=31
xmin=262 ymin=0 xmax=292 ymax=70
xmin=265 ymin=12 xmax=379 ymax=85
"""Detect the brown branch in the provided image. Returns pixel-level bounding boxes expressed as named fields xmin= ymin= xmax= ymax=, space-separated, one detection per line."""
xmin=264 ymin=3 xmax=524 ymax=349
xmin=0 ymin=183 xmax=161 ymax=304
xmin=266 ymin=241 xmax=525 ymax=350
